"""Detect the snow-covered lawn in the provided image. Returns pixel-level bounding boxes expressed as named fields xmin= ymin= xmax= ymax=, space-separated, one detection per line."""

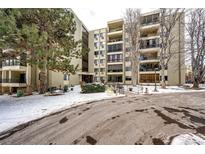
xmin=170 ymin=133 xmax=205 ymax=145
xmin=0 ymin=86 xmax=123 ymax=133
xmin=124 ymin=84 xmax=205 ymax=94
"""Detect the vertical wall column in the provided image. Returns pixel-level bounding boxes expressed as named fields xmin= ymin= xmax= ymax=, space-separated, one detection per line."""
xmin=9 ymin=70 xmax=12 ymax=93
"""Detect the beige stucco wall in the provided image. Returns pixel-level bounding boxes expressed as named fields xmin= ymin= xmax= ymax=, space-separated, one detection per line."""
xmin=167 ymin=13 xmax=185 ymax=86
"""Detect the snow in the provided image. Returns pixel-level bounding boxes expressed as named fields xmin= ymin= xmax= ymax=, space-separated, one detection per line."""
xmin=170 ymin=133 xmax=205 ymax=145
xmin=124 ymin=84 xmax=205 ymax=94
xmin=0 ymin=86 xmax=123 ymax=133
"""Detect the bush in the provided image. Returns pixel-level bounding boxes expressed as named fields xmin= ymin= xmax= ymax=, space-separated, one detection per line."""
xmin=17 ymin=90 xmax=24 ymax=97
xmin=81 ymin=83 xmax=105 ymax=93
xmin=63 ymin=85 xmax=69 ymax=92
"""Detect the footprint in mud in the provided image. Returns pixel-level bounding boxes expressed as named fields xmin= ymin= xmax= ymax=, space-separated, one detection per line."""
xmin=152 ymin=138 xmax=165 ymax=145
xmin=82 ymin=107 xmax=90 ymax=112
xmin=78 ymin=113 xmax=82 ymax=115
xmin=112 ymin=101 xmax=116 ymax=103
xmin=59 ymin=116 xmax=68 ymax=124
xmin=135 ymin=109 xmax=147 ymax=112
xmin=86 ymin=136 xmax=97 ymax=145
xmin=128 ymin=100 xmax=133 ymax=103
xmin=111 ymin=115 xmax=120 ymax=120
xmin=49 ymin=142 xmax=56 ymax=145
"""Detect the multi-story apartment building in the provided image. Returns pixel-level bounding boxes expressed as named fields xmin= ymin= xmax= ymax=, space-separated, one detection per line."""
xmin=0 ymin=10 xmax=93 ymax=94
xmin=0 ymin=9 xmax=186 ymax=94
xmin=90 ymin=10 xmax=185 ymax=86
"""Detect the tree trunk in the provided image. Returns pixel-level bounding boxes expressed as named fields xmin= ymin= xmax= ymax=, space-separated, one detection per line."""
xmin=39 ymin=65 xmax=47 ymax=94
xmin=161 ymin=66 xmax=166 ymax=89
xmin=192 ymin=79 xmax=199 ymax=89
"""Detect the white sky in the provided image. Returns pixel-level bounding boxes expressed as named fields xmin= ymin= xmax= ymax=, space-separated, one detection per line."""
xmin=72 ymin=8 xmax=156 ymax=31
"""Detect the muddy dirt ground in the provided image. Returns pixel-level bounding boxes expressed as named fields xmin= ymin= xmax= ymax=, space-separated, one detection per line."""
xmin=0 ymin=92 xmax=205 ymax=145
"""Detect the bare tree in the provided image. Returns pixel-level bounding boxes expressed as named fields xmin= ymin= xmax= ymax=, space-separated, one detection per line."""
xmin=159 ymin=8 xmax=185 ymax=88
xmin=124 ymin=8 xmax=141 ymax=86
xmin=186 ymin=9 xmax=205 ymax=89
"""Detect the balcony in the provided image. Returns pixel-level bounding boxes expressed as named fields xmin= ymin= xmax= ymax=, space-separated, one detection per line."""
xmin=139 ymin=55 xmax=159 ymax=63
xmin=107 ymin=29 xmax=123 ymax=36
xmin=107 ymin=43 xmax=123 ymax=53
xmin=108 ymin=75 xmax=123 ymax=83
xmin=2 ymin=59 xmax=27 ymax=71
xmin=140 ymin=43 xmax=160 ymax=49
xmin=1 ymin=78 xmax=27 ymax=87
xmin=107 ymin=38 xmax=123 ymax=45
xmin=107 ymin=59 xmax=123 ymax=63
xmin=140 ymin=63 xmax=160 ymax=73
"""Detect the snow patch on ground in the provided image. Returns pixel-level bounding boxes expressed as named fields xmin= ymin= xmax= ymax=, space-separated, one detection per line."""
xmin=170 ymin=133 xmax=205 ymax=145
xmin=0 ymin=86 xmax=123 ymax=133
xmin=124 ymin=84 xmax=205 ymax=94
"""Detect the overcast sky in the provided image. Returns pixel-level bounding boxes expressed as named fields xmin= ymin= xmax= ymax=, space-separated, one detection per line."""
xmin=72 ymin=8 xmax=156 ymax=31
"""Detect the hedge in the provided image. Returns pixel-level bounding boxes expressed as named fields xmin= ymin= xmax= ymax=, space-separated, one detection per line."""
xmin=81 ymin=83 xmax=105 ymax=93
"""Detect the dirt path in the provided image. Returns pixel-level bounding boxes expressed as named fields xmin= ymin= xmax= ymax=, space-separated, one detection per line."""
xmin=0 ymin=92 xmax=205 ymax=145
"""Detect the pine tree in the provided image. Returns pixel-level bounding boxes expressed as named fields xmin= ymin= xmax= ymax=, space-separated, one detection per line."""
xmin=0 ymin=9 xmax=88 ymax=93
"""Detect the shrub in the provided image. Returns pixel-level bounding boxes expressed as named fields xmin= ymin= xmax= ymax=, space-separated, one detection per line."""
xmin=81 ymin=83 xmax=105 ymax=93
xmin=17 ymin=90 xmax=24 ymax=97
xmin=63 ymin=85 xmax=69 ymax=92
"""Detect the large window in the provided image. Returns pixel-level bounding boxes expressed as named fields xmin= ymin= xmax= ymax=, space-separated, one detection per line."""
xmin=108 ymin=43 xmax=123 ymax=52
xmin=108 ymin=64 xmax=123 ymax=72
xmin=108 ymin=75 xmax=123 ymax=82
xmin=140 ymin=74 xmax=159 ymax=83
xmin=107 ymin=54 xmax=123 ymax=62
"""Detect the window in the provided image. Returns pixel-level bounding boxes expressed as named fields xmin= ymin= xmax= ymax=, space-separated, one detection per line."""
xmin=125 ymin=57 xmax=130 ymax=61
xmin=64 ymin=74 xmax=69 ymax=81
xmin=94 ymin=68 xmax=99 ymax=72
xmin=99 ymin=50 xmax=105 ymax=57
xmin=125 ymin=67 xmax=131 ymax=71
xmin=100 ymin=42 xmax=104 ymax=48
xmin=100 ymin=68 xmax=105 ymax=72
xmin=94 ymin=42 xmax=99 ymax=48
xmin=125 ymin=77 xmax=132 ymax=81
xmin=94 ymin=34 xmax=99 ymax=40
xmin=160 ymin=76 xmax=168 ymax=81
xmin=100 ymin=33 xmax=104 ymax=39
xmin=100 ymin=59 xmax=104 ymax=64
xmin=107 ymin=54 xmax=123 ymax=62
xmin=94 ymin=51 xmax=99 ymax=56
xmin=94 ymin=60 xmax=99 ymax=65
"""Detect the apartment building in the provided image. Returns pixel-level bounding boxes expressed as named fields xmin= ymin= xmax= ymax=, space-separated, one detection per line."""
xmin=0 ymin=10 xmax=93 ymax=94
xmin=90 ymin=10 xmax=185 ymax=85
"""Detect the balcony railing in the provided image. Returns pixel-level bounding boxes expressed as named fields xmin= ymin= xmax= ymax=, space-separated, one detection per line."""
xmin=140 ymin=67 xmax=160 ymax=72
xmin=108 ymin=44 xmax=123 ymax=52
xmin=141 ymin=20 xmax=159 ymax=26
xmin=1 ymin=78 xmax=26 ymax=83
xmin=107 ymin=59 xmax=123 ymax=63
xmin=108 ymin=69 xmax=123 ymax=73
xmin=2 ymin=59 xmax=26 ymax=67
xmin=108 ymin=38 xmax=123 ymax=43
xmin=140 ymin=44 xmax=160 ymax=49
xmin=109 ymin=28 xmax=123 ymax=33
xmin=140 ymin=56 xmax=159 ymax=61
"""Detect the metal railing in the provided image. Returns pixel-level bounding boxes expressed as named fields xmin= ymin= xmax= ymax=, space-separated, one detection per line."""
xmin=141 ymin=20 xmax=159 ymax=26
xmin=140 ymin=56 xmax=159 ymax=61
xmin=107 ymin=59 xmax=123 ymax=63
xmin=1 ymin=78 xmax=26 ymax=83
xmin=140 ymin=44 xmax=160 ymax=49
xmin=2 ymin=59 xmax=26 ymax=67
